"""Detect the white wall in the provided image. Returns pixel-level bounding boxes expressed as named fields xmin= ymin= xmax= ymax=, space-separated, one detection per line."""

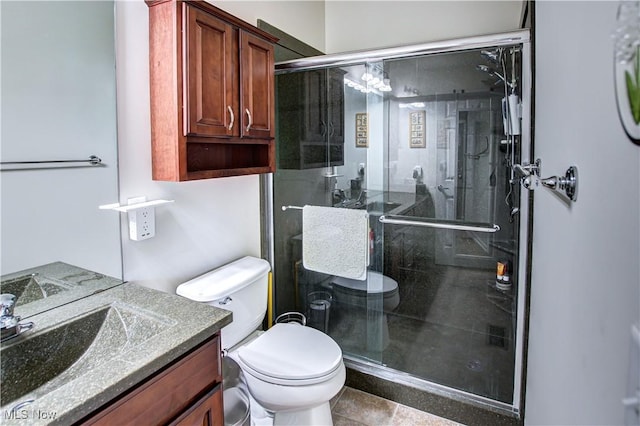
xmin=1 ymin=1 xmax=121 ymax=278
xmin=526 ymin=2 xmax=640 ymax=425
xmin=324 ymin=1 xmax=524 ymax=53
xmin=115 ymin=1 xmax=325 ymax=294
xmin=114 ymin=2 xmax=640 ymax=423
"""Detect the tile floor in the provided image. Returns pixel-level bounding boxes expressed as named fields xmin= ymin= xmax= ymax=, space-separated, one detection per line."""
xmin=329 ymin=260 xmax=516 ymax=403
xmin=330 ymin=387 xmax=463 ymax=426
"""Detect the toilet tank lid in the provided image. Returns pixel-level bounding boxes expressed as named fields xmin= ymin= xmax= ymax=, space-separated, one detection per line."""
xmin=177 ymin=256 xmax=271 ymax=302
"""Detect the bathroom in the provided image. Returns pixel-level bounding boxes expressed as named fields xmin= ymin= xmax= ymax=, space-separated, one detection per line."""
xmin=1 ymin=1 xmax=639 ymax=426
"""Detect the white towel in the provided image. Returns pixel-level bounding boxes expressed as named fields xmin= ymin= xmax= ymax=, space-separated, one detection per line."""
xmin=302 ymin=205 xmax=369 ymax=280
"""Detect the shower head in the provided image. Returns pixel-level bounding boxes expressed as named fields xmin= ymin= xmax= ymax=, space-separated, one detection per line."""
xmin=480 ymin=49 xmax=502 ymax=64
xmin=475 ymin=64 xmax=506 ymax=83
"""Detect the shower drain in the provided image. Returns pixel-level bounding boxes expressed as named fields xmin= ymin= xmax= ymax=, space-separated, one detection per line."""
xmin=487 ymin=324 xmax=507 ymax=349
xmin=467 ymin=359 xmax=484 ymax=372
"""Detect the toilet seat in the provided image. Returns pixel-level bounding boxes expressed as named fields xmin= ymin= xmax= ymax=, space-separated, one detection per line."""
xmin=237 ymin=323 xmax=343 ymax=386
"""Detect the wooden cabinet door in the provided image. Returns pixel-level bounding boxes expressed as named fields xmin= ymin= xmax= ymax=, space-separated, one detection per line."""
xmin=240 ymin=30 xmax=274 ymax=139
xmin=328 ymin=69 xmax=345 ymax=146
xmin=303 ymin=69 xmax=327 ymax=143
xmin=170 ymin=386 xmax=223 ymax=426
xmin=185 ymin=4 xmax=238 ymax=138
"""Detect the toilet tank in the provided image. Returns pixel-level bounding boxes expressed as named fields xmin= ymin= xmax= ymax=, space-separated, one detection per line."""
xmin=176 ymin=256 xmax=271 ymax=350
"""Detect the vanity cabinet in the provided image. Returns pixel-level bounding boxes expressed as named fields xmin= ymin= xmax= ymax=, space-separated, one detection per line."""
xmin=81 ymin=335 xmax=223 ymax=425
xmin=278 ymin=68 xmax=345 ymax=169
xmin=146 ymin=0 xmax=277 ymax=181
xmin=170 ymin=387 xmax=223 ymax=426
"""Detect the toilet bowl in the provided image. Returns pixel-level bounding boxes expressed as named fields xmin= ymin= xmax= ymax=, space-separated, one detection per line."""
xmin=177 ymin=256 xmax=345 ymax=426
xmin=331 ymin=271 xmax=400 ymax=312
xmin=228 ymin=323 xmax=345 ymax=425
xmin=331 ymin=271 xmax=399 ymax=350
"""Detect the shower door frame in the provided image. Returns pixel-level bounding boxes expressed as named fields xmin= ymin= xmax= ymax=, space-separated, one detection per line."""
xmin=262 ymin=30 xmax=532 ymax=418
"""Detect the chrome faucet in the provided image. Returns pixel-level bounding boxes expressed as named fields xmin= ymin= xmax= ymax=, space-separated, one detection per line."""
xmin=1 ymin=294 xmax=34 ymax=342
xmin=332 ymin=188 xmax=347 ymax=204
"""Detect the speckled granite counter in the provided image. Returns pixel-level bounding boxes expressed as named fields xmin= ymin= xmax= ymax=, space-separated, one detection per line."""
xmin=335 ymin=189 xmax=433 ymax=217
xmin=0 ymin=283 xmax=232 ymax=425
xmin=0 ymin=262 xmax=124 ymax=319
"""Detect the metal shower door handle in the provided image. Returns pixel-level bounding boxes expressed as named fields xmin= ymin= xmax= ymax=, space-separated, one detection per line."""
xmin=379 ymin=215 xmax=500 ymax=233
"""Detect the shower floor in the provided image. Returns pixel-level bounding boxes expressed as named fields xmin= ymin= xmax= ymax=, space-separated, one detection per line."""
xmin=328 ymin=263 xmax=516 ymax=404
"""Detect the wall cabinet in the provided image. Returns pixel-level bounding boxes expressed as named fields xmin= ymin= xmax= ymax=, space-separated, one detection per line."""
xmin=81 ymin=336 xmax=222 ymax=425
xmin=147 ymin=0 xmax=277 ymax=181
xmin=278 ymin=68 xmax=345 ymax=169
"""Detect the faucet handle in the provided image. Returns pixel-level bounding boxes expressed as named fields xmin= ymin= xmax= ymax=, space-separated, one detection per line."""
xmin=1 ymin=294 xmax=16 ymax=317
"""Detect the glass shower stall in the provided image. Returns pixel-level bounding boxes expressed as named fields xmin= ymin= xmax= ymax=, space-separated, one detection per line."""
xmin=268 ymin=30 xmax=531 ymax=415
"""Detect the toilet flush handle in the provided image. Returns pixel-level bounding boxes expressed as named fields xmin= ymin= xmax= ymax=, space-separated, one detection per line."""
xmin=218 ymin=297 xmax=232 ymax=305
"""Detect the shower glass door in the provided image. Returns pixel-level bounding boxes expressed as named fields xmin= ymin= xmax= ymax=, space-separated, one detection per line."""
xmin=272 ymin=33 xmax=530 ymax=413
xmin=374 ymin=48 xmax=523 ymax=404
xmin=274 ymin=63 xmax=387 ymax=366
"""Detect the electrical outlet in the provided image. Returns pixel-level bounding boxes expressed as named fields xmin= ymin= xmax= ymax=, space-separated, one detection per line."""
xmin=128 ymin=207 xmax=155 ymax=241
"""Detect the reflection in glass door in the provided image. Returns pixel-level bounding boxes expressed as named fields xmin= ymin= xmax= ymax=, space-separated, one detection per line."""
xmin=378 ymin=48 xmax=524 ymax=404
xmin=272 ymin=34 xmax=530 ymax=414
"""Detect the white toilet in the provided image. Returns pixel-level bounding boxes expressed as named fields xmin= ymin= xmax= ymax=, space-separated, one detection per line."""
xmin=177 ymin=256 xmax=345 ymax=426
xmin=331 ymin=271 xmax=400 ymax=312
xmin=331 ymin=271 xmax=400 ymax=349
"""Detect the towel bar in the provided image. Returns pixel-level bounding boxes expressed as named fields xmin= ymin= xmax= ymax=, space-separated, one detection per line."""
xmin=0 ymin=155 xmax=102 ymax=171
xmin=379 ymin=215 xmax=500 ymax=233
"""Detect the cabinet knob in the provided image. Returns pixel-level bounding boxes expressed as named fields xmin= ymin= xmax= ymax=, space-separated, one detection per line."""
xmin=245 ymin=108 xmax=252 ymax=133
xmin=227 ymin=106 xmax=234 ymax=131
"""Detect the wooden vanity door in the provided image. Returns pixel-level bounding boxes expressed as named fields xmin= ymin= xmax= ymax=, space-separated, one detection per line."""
xmin=170 ymin=386 xmax=223 ymax=426
xmin=240 ymin=30 xmax=274 ymax=139
xmin=185 ymin=4 xmax=238 ymax=138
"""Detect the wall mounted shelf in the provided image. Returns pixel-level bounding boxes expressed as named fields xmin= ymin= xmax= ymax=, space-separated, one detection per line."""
xmin=99 ymin=199 xmax=174 ymax=212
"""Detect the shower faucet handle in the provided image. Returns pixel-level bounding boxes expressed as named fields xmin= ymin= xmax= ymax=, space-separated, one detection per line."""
xmin=521 ymin=174 xmax=540 ymax=190
xmin=513 ymin=159 xmax=541 ymax=178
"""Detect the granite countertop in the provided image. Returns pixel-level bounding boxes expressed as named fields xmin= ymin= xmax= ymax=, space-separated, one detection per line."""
xmin=339 ymin=190 xmax=430 ymax=216
xmin=0 ymin=283 xmax=232 ymax=425
xmin=0 ymin=262 xmax=124 ymax=320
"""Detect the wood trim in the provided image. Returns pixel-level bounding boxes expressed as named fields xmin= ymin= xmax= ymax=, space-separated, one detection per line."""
xmin=148 ymin=0 xmax=184 ymax=181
